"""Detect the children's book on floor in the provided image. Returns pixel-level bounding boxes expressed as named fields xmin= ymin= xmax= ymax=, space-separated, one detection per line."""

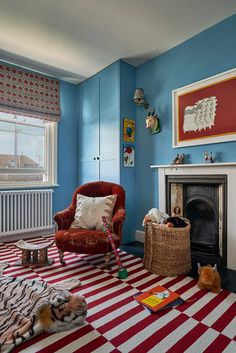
xmin=134 ymin=285 xmax=183 ymax=313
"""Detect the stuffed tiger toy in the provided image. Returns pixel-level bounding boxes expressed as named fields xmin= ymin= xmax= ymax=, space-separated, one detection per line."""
xmin=37 ymin=294 xmax=87 ymax=333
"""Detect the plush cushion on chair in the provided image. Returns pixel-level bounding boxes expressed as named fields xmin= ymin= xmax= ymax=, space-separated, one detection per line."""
xmin=71 ymin=194 xmax=117 ymax=230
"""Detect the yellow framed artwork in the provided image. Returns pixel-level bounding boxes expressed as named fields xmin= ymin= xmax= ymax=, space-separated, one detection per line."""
xmin=123 ymin=118 xmax=135 ymax=142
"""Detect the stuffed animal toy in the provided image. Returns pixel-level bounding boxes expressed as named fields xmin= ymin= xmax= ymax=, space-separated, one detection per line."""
xmin=197 ymin=263 xmax=221 ymax=293
xmin=165 ymin=217 xmax=188 ymax=228
xmin=37 ymin=294 xmax=87 ymax=333
xmin=142 ymin=208 xmax=169 ymax=226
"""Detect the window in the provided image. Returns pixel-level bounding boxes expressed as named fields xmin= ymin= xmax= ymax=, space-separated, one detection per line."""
xmin=0 ymin=112 xmax=57 ymax=188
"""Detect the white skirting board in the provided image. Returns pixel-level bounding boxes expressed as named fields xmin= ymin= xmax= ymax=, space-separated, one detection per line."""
xmin=135 ymin=230 xmax=145 ymax=243
xmin=0 ymin=228 xmax=54 ymax=243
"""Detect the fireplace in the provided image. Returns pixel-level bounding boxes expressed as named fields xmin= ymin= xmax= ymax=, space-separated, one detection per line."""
xmin=166 ymin=175 xmax=227 ymax=265
xmin=152 ymin=162 xmax=236 ymax=271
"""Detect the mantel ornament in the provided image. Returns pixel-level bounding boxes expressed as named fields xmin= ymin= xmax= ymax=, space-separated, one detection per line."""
xmin=171 ymin=154 xmax=185 ymax=165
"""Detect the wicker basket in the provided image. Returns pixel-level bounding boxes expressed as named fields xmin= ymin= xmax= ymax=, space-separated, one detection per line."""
xmin=143 ymin=219 xmax=191 ymax=277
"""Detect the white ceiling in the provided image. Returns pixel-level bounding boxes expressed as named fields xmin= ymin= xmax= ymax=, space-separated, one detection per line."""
xmin=0 ymin=0 xmax=235 ymax=84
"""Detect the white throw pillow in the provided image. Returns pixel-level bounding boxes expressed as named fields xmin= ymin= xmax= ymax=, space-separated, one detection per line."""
xmin=71 ymin=194 xmax=117 ymax=230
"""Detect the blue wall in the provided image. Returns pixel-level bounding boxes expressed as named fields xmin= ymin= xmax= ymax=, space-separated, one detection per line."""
xmin=2 ymin=14 xmax=235 ymax=238
xmin=135 ymin=14 xmax=236 ymax=231
xmin=53 ymin=81 xmax=77 ymax=213
xmin=119 ymin=61 xmax=137 ymax=243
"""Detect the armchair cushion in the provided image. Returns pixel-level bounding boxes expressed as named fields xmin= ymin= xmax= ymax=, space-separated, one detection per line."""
xmin=71 ymin=194 xmax=117 ymax=230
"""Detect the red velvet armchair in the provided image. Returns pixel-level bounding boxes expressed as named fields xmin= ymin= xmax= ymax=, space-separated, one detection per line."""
xmin=54 ymin=181 xmax=126 ymax=268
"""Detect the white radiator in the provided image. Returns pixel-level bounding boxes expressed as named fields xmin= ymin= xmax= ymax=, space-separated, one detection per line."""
xmin=0 ymin=189 xmax=54 ymax=236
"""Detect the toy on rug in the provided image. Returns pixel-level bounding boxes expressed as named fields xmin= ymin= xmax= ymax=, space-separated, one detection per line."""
xmin=37 ymin=294 xmax=87 ymax=333
xmin=142 ymin=208 xmax=169 ymax=226
xmin=197 ymin=263 xmax=221 ymax=293
xmin=0 ymin=275 xmax=87 ymax=353
xmin=102 ymin=216 xmax=128 ymax=279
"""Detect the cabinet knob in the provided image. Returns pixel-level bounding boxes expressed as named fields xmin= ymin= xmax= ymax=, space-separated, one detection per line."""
xmin=96 ymin=156 xmax=100 ymax=160
xmin=93 ymin=157 xmax=96 ymax=160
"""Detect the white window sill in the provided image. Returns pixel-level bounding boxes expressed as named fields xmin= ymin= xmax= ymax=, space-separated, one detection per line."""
xmin=0 ymin=183 xmax=59 ymax=190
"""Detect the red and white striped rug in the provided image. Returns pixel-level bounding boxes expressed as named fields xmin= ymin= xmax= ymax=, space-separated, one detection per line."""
xmin=1 ymin=235 xmax=236 ymax=353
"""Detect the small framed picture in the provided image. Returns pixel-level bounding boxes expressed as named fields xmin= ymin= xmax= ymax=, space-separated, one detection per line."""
xmin=123 ymin=144 xmax=135 ymax=167
xmin=123 ymin=118 xmax=135 ymax=142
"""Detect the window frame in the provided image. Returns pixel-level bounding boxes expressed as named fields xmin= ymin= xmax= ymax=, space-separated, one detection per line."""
xmin=0 ymin=114 xmax=58 ymax=189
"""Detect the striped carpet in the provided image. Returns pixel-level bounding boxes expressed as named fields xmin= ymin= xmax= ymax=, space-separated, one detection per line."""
xmin=0 ymin=235 xmax=236 ymax=353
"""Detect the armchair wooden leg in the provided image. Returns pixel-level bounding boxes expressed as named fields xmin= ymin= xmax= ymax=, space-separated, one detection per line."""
xmin=58 ymin=249 xmax=65 ymax=264
xmin=104 ymin=252 xmax=112 ymax=270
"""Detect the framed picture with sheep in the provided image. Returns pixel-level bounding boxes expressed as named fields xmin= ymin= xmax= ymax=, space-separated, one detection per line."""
xmin=172 ymin=68 xmax=236 ymax=148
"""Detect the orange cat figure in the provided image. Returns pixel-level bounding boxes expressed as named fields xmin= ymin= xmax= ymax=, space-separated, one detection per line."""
xmin=197 ymin=263 xmax=221 ymax=293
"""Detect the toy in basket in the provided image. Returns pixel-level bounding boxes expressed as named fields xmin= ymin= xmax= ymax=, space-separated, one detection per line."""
xmin=102 ymin=216 xmax=128 ymax=279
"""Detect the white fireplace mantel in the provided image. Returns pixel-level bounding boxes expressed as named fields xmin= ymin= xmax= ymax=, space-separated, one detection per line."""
xmin=151 ymin=162 xmax=236 ymax=271
xmin=150 ymin=162 xmax=236 ymax=169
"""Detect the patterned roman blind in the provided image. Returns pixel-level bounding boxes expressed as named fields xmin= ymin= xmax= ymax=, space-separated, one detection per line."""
xmin=0 ymin=64 xmax=61 ymax=122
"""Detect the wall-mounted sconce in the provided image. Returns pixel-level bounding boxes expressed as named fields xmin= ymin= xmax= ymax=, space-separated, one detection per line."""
xmin=133 ymin=88 xmax=149 ymax=109
xmin=133 ymin=88 xmax=160 ymax=135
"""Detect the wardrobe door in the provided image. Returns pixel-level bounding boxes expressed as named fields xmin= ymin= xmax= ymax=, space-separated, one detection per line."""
xmin=99 ymin=64 xmax=120 ymax=183
xmin=80 ymin=76 xmax=100 ymax=183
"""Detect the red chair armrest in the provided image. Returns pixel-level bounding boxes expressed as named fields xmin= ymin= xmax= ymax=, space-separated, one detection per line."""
xmin=112 ymin=208 xmax=126 ymax=240
xmin=54 ymin=207 xmax=75 ymax=230
xmin=112 ymin=208 xmax=126 ymax=225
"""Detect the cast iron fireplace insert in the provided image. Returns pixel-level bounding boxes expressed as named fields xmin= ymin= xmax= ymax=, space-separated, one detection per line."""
xmin=166 ymin=175 xmax=227 ymax=266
